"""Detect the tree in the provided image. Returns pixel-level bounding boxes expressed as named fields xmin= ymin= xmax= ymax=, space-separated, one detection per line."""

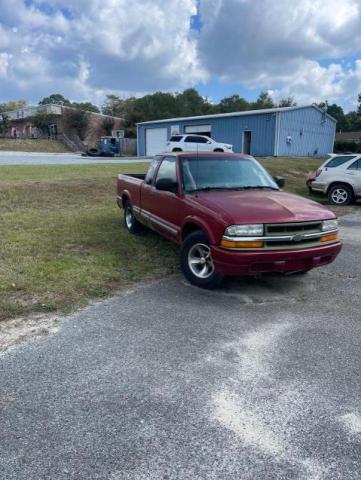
xmin=344 ymin=111 xmax=361 ymax=132
xmin=71 ymin=102 xmax=100 ymax=113
xmin=0 ymin=113 xmax=10 ymax=135
xmin=39 ymin=94 xmax=71 ymax=106
xmin=357 ymin=93 xmax=361 ymax=116
xmin=102 ymin=95 xmax=124 ymax=117
xmin=64 ymin=109 xmax=89 ymax=140
xmin=29 ymin=112 xmax=57 ymax=134
xmin=218 ymin=94 xmax=249 ymax=113
xmin=326 ymin=103 xmax=346 ymax=131
xmin=0 ymin=100 xmax=27 ymax=112
xmin=102 ymin=117 xmax=115 ymax=135
xmin=278 ymin=97 xmax=297 ymax=107
xmin=102 ymin=95 xmax=141 ymax=137
xmin=175 ymin=88 xmax=214 ymax=116
xmin=252 ymin=91 xmax=275 ymax=110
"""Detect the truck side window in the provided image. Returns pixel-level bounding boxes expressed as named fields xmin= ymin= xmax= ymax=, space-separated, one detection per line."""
xmin=156 ymin=156 xmax=177 ymax=183
xmin=145 ymin=156 xmax=162 ymax=185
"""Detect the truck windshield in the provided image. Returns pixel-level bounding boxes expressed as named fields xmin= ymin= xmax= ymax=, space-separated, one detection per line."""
xmin=181 ymin=156 xmax=279 ymax=192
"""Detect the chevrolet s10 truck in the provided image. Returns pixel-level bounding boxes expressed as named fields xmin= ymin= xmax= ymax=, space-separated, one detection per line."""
xmin=117 ymin=152 xmax=341 ymax=288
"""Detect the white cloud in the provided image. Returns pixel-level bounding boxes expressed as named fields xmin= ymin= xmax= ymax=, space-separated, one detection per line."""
xmin=0 ymin=53 xmax=11 ymax=78
xmin=0 ymin=0 xmax=361 ymax=109
xmin=0 ymin=0 xmax=206 ymax=104
xmin=198 ymin=0 xmax=361 ymax=109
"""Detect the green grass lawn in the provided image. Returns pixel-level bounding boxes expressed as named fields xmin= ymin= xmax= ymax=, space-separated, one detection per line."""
xmin=0 ymin=138 xmax=71 ymax=153
xmin=259 ymin=156 xmax=324 ymax=198
xmin=0 ymin=163 xmax=178 ymax=322
xmin=0 ymin=157 xmax=325 ymax=322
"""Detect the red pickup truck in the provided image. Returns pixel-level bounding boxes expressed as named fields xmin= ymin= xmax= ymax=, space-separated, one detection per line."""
xmin=117 ymin=152 xmax=342 ymax=288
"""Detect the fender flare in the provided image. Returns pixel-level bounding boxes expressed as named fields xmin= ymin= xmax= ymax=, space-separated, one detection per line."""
xmin=181 ymin=216 xmax=218 ymax=245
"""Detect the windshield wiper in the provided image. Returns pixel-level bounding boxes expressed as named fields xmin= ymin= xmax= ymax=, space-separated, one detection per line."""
xmin=237 ymin=185 xmax=279 ymax=191
xmin=187 ymin=185 xmax=279 ymax=193
xmin=187 ymin=186 xmax=232 ymax=192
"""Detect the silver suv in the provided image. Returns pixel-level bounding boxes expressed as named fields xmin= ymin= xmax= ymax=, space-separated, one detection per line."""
xmin=308 ymin=154 xmax=361 ymax=205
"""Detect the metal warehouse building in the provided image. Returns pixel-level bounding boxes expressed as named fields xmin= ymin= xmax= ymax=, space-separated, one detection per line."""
xmin=137 ymin=105 xmax=336 ymax=157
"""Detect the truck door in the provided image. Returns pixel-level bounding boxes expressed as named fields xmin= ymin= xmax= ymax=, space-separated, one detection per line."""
xmin=139 ymin=156 xmax=162 ymax=228
xmin=143 ymin=156 xmax=183 ymax=240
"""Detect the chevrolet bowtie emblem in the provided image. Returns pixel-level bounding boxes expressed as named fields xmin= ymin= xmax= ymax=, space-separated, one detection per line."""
xmin=293 ymin=234 xmax=304 ymax=242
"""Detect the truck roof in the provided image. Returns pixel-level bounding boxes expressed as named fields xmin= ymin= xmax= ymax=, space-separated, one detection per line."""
xmin=158 ymin=151 xmax=254 ymax=160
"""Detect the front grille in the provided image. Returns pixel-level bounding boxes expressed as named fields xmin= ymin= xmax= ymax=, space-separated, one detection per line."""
xmin=264 ymin=221 xmax=324 ymax=250
xmin=265 ymin=221 xmax=322 ymax=236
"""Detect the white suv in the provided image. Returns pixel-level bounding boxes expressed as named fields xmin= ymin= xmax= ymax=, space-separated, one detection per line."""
xmin=167 ymin=134 xmax=233 ymax=153
xmin=308 ymin=154 xmax=361 ymax=205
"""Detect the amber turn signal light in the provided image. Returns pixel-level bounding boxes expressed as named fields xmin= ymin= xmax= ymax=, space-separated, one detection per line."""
xmin=320 ymin=232 xmax=338 ymax=243
xmin=221 ymin=239 xmax=264 ymax=249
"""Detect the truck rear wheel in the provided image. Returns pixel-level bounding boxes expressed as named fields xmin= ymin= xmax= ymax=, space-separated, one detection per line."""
xmin=124 ymin=201 xmax=144 ymax=234
xmin=180 ymin=231 xmax=224 ymax=289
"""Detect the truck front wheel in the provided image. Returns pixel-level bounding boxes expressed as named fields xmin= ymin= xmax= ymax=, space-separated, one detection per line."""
xmin=180 ymin=231 xmax=224 ymax=289
xmin=124 ymin=201 xmax=144 ymax=234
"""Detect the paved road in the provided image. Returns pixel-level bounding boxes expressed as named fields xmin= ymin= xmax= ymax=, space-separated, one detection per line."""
xmin=0 ymin=151 xmax=151 ymax=165
xmin=1 ymin=212 xmax=361 ymax=479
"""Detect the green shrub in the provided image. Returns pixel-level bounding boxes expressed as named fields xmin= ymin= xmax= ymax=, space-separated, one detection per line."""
xmin=334 ymin=140 xmax=361 ymax=153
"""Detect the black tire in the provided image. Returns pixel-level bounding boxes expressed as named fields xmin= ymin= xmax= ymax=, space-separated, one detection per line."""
xmin=123 ymin=201 xmax=144 ymax=234
xmin=213 ymin=148 xmax=224 ymax=152
xmin=327 ymin=184 xmax=354 ymax=206
xmin=180 ymin=231 xmax=224 ymax=289
xmin=87 ymin=148 xmax=100 ymax=157
xmin=172 ymin=148 xmax=182 ymax=152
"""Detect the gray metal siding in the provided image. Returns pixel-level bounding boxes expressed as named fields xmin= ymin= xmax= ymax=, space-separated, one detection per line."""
xmin=277 ymin=107 xmax=336 ymax=157
xmin=137 ymin=114 xmax=276 ymax=156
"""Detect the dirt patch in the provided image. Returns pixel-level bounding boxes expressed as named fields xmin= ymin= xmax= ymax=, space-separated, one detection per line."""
xmin=328 ymin=205 xmax=359 ymax=217
xmin=0 ymin=313 xmax=60 ymax=353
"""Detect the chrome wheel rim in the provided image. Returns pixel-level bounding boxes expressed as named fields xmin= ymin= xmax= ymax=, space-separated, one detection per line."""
xmin=331 ymin=188 xmax=348 ymax=204
xmin=188 ymin=243 xmax=214 ymax=279
xmin=125 ymin=207 xmax=133 ymax=229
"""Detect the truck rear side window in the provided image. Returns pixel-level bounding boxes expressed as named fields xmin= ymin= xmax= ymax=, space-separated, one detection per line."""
xmin=156 ymin=157 xmax=177 ymax=183
xmin=326 ymin=156 xmax=356 ymax=168
xmin=145 ymin=156 xmax=162 ymax=185
xmin=170 ymin=136 xmax=182 ymax=142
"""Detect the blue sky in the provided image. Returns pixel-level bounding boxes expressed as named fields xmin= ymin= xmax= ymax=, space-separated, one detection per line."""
xmin=1 ymin=0 xmax=361 ymax=110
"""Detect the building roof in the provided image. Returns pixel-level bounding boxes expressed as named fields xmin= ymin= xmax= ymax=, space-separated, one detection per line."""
xmin=137 ymin=104 xmax=336 ymax=126
xmin=335 ymin=131 xmax=361 ymax=141
xmin=1 ymin=104 xmax=124 ymax=121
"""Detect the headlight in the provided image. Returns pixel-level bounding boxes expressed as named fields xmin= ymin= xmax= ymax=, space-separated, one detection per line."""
xmin=225 ymin=224 xmax=264 ymax=237
xmin=322 ymin=219 xmax=338 ymax=232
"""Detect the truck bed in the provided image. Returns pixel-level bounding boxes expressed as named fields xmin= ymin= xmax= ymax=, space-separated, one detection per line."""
xmin=117 ymin=173 xmax=146 ymax=209
xmin=122 ymin=173 xmax=146 ymax=180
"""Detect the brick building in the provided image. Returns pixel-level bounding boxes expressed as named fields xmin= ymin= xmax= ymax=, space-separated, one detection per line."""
xmin=0 ymin=104 xmax=124 ymax=149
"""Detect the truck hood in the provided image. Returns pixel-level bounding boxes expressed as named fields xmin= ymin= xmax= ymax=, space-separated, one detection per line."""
xmin=192 ymin=190 xmax=335 ymax=224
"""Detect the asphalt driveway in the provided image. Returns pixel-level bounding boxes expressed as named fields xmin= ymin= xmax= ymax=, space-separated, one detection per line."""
xmin=1 ymin=211 xmax=361 ymax=479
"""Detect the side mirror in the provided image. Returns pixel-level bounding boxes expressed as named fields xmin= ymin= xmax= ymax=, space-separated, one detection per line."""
xmin=156 ymin=178 xmax=178 ymax=193
xmin=207 ymin=140 xmax=212 ymax=144
xmin=274 ymin=176 xmax=285 ymax=188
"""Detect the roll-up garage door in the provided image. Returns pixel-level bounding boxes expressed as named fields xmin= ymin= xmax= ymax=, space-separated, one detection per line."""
xmin=145 ymin=128 xmax=168 ymax=156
